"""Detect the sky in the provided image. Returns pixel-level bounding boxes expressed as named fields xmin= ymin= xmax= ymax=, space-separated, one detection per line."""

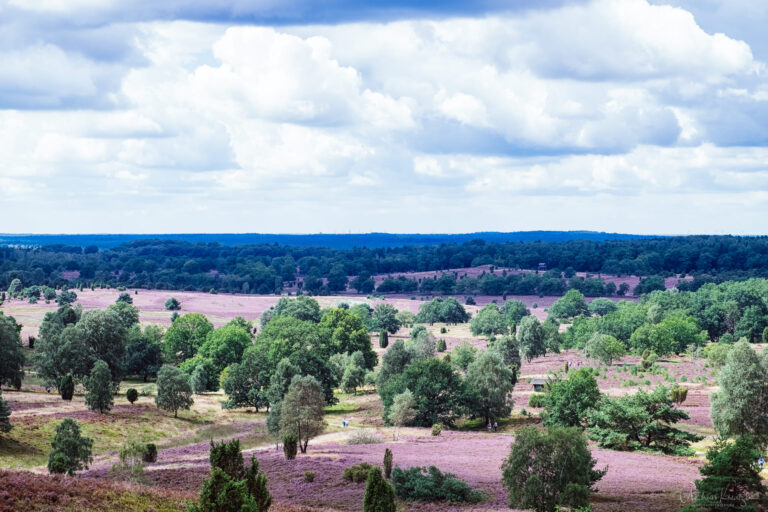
xmin=1 ymin=0 xmax=767 ymax=235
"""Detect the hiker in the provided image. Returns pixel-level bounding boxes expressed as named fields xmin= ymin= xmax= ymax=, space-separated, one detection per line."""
xmin=487 ymin=421 xmax=492 ymax=432
xmin=493 ymin=421 xmax=498 ymax=432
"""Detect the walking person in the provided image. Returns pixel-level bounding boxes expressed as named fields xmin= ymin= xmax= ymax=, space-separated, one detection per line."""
xmin=487 ymin=421 xmax=492 ymax=432
xmin=493 ymin=421 xmax=498 ymax=432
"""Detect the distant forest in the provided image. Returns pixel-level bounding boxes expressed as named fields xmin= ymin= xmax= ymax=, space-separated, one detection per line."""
xmin=1 ymin=235 xmax=767 ymax=296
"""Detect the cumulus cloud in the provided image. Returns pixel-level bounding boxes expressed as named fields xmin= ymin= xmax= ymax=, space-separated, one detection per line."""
xmin=0 ymin=0 xmax=766 ymax=233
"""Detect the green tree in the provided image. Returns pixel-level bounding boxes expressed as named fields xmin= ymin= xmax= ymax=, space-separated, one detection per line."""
xmin=196 ymin=325 xmax=252 ymax=375
xmin=124 ymin=324 xmax=164 ymax=382
xmin=583 ymin=333 xmax=626 ymax=366
xmin=395 ymin=311 xmax=415 ymax=328
xmin=587 ymin=297 xmax=618 ymax=316
xmin=116 ymin=292 xmax=133 ymax=304
xmin=164 ymin=313 xmax=214 ymax=363
xmin=0 ymin=389 xmax=11 ymax=433
xmin=470 ymin=303 xmax=508 ymax=337
xmin=187 ymin=467 xmax=260 ymax=512
xmin=548 ymin=289 xmax=587 ymax=319
xmin=542 ymin=367 xmax=601 ymax=428
xmin=500 ymin=299 xmax=530 ymax=328
xmin=0 ymin=313 xmax=24 ymax=389
xmin=372 ymin=304 xmax=401 ymax=334
xmin=279 ymin=375 xmax=325 ymax=453
xmin=60 ymin=374 xmax=75 ymax=400
xmin=517 ymin=315 xmax=546 ymax=363
xmin=502 ymin=426 xmax=605 ymax=512
xmin=155 ymin=365 xmax=194 ymax=417
xmin=327 ymin=264 xmax=348 ymax=293
xmin=363 ymin=467 xmax=396 ymax=512
xmin=379 ymin=330 xmax=389 ymax=349
xmin=165 ymin=297 xmax=181 ymax=311
xmin=47 ymin=418 xmax=93 ymax=476
xmin=112 ymin=438 xmax=147 ymax=482
xmin=452 ymin=341 xmax=477 ymax=370
xmin=693 ymin=435 xmax=766 ymax=512
xmin=407 ymin=330 xmax=437 ymax=361
xmin=107 ymin=301 xmax=140 ymax=331
xmin=416 ymin=297 xmax=469 ymax=325
xmin=389 ymin=390 xmax=417 ymax=439
xmin=377 ymin=340 xmax=412 ymax=390
xmin=587 ymin=385 xmax=701 ymax=454
xmin=318 ymin=308 xmax=377 ymax=370
xmin=465 ymin=350 xmax=515 ymax=425
xmin=710 ymin=339 xmax=768 ymax=445
xmin=85 ymin=360 xmax=113 ymax=414
xmin=351 ymin=271 xmax=375 ymax=294
xmin=342 ymin=360 xmax=365 ymax=395
xmin=6 ymin=278 xmax=22 ymax=298
xmin=78 ymin=308 xmax=129 ymax=385
xmin=489 ymin=335 xmax=522 ymax=370
xmin=267 ymin=296 xmax=322 ymax=325
xmin=265 ymin=357 xmax=300 ymax=405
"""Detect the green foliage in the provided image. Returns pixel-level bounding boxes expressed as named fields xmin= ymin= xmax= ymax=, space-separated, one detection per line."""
xmin=517 ymin=316 xmax=547 ymax=363
xmin=452 ymin=341 xmax=477 ymax=370
xmin=379 ymin=330 xmax=388 ymax=349
xmin=501 ymin=299 xmax=530 ymax=327
xmin=165 ymin=297 xmax=181 ymax=310
xmin=549 ymin=290 xmax=588 ymax=319
xmin=186 ymin=467 xmax=259 ymax=512
xmin=670 ymin=386 xmax=688 ymax=404
xmin=124 ymin=324 xmax=164 ymax=382
xmin=126 ymin=388 xmax=139 ymax=404
xmin=436 ymin=338 xmax=447 ymax=352
xmin=588 ymin=298 xmax=618 ymax=316
xmin=344 ymin=462 xmax=375 ymax=483
xmin=704 ymin=343 xmax=731 ymax=367
xmin=583 ymin=333 xmax=626 ymax=366
xmin=47 ymin=418 xmax=94 ymax=476
xmin=143 ymin=443 xmax=158 ymax=463
xmin=117 ymin=292 xmax=133 ymax=304
xmin=363 ymin=467 xmax=396 ymax=512
xmin=634 ymin=275 xmax=666 ymax=295
xmin=465 ymin=350 xmax=515 ymax=424
xmin=391 ymin=465 xmax=483 ymax=503
xmin=210 ymin=439 xmax=245 ymax=480
xmin=303 ymin=470 xmax=316 ymax=483
xmin=407 ymin=330 xmax=437 ymax=361
xmin=528 ymin=394 xmax=546 ymax=408
xmin=470 ymin=303 xmax=508 ymax=337
xmin=587 ymin=385 xmax=701 ymax=454
xmin=85 ymin=360 xmax=114 ymax=414
xmin=196 ymin=324 xmax=252 ymax=376
xmin=389 ymin=390 xmax=417 ymax=436
xmin=164 ymin=313 xmax=214 ymax=363
xmin=542 ymin=367 xmax=601 ymax=428
xmin=640 ymin=349 xmax=658 ymax=369
xmin=431 ymin=424 xmax=442 ymax=436
xmin=282 ymin=432 xmax=298 ymax=460
xmin=383 ymin=448 xmax=393 ymax=479
xmin=694 ymin=435 xmax=766 ymax=512
xmin=0 ymin=389 xmax=11 ymax=433
xmin=710 ymin=340 xmax=768 ymax=445
xmin=0 ymin=313 xmax=24 ymax=389
xmin=372 ymin=304 xmax=401 ymax=334
xmin=112 ymin=438 xmax=147 ymax=482
xmin=416 ymin=297 xmax=470 ymax=324
xmin=395 ymin=311 xmax=415 ymax=328
xmin=60 ymin=374 xmax=75 ymax=400
xmin=629 ymin=315 xmax=707 ymax=356
xmin=155 ymin=365 xmax=194 ymax=417
xmin=279 ymin=375 xmax=325 ymax=453
xmin=502 ymin=426 xmax=605 ymax=512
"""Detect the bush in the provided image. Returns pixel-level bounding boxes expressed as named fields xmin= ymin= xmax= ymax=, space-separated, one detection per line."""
xmin=48 ymin=418 xmax=93 ymax=476
xmin=528 ymin=394 xmax=546 ymax=408
xmin=431 ymin=424 xmax=442 ymax=436
xmin=59 ymin=374 xmax=74 ymax=401
xmin=346 ymin=429 xmax=382 ymax=445
xmin=379 ymin=331 xmax=389 ymax=349
xmin=303 ymin=470 xmax=316 ymax=483
xmin=282 ymin=433 xmax=298 ymax=460
xmin=436 ymin=338 xmax=447 ymax=352
xmin=210 ymin=439 xmax=245 ymax=479
xmin=344 ymin=462 xmax=375 ymax=483
xmin=126 ymin=388 xmax=139 ymax=404
xmin=143 ymin=443 xmax=158 ymax=463
xmin=165 ymin=297 xmax=181 ymax=311
xmin=502 ymin=426 xmax=605 ymax=512
xmin=364 ymin=467 xmax=396 ymax=512
xmin=391 ymin=465 xmax=483 ymax=503
xmin=383 ymin=448 xmax=393 ymax=479
xmin=640 ymin=350 xmax=658 ymax=369
xmin=440 ymin=327 xmax=447 ymax=334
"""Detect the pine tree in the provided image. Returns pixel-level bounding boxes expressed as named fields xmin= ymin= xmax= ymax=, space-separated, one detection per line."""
xmin=60 ymin=374 xmax=75 ymax=401
xmin=244 ymin=455 xmax=272 ymax=512
xmin=383 ymin=448 xmax=393 ymax=479
xmin=85 ymin=360 xmax=113 ymax=414
xmin=379 ymin=331 xmax=388 ymax=349
xmin=363 ymin=466 xmax=396 ymax=512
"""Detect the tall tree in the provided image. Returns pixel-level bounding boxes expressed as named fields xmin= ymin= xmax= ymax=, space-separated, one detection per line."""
xmin=155 ymin=365 xmax=194 ymax=417
xmin=164 ymin=313 xmax=214 ymax=363
xmin=0 ymin=389 xmax=12 ymax=433
xmin=47 ymin=418 xmax=93 ymax=476
xmin=542 ymin=367 xmax=601 ymax=428
xmin=0 ymin=313 xmax=24 ymax=389
xmin=517 ymin=316 xmax=546 ymax=363
xmin=465 ymin=351 xmax=515 ymax=425
xmin=85 ymin=360 xmax=113 ymax=414
xmin=372 ymin=304 xmax=401 ymax=334
xmin=279 ymin=375 xmax=325 ymax=453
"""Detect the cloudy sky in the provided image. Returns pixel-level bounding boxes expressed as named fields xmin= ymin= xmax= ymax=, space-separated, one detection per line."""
xmin=1 ymin=0 xmax=767 ymax=235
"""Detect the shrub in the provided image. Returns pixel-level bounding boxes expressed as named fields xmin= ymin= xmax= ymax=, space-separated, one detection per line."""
xmin=282 ymin=433 xmax=298 ymax=460
xmin=502 ymin=426 xmax=605 ymax=512
xmin=528 ymin=394 xmax=546 ymax=408
xmin=431 ymin=424 xmax=442 ymax=436
xmin=0 ymin=390 xmax=11 ymax=433
xmin=111 ymin=438 xmax=147 ymax=482
xmin=303 ymin=470 xmax=316 ymax=483
xmin=140 ymin=384 xmax=156 ymax=396
xmin=143 ymin=443 xmax=158 ymax=463
xmin=210 ymin=439 xmax=245 ymax=479
xmin=641 ymin=350 xmax=658 ymax=369
xmin=126 ymin=388 xmax=139 ymax=404
xmin=391 ymin=465 xmax=483 ymax=503
xmin=165 ymin=297 xmax=181 ymax=311
xmin=465 ymin=296 xmax=476 ymax=305
xmin=364 ymin=467 xmax=396 ymax=512
xmin=85 ymin=360 xmax=113 ymax=414
xmin=383 ymin=448 xmax=393 ymax=479
xmin=48 ymin=418 xmax=93 ymax=476
xmin=436 ymin=338 xmax=447 ymax=352
xmin=344 ymin=462 xmax=375 ymax=483
xmin=440 ymin=327 xmax=447 ymax=334
xmin=379 ymin=331 xmax=389 ymax=349
xmin=345 ymin=429 xmax=382 ymax=445
xmin=59 ymin=374 xmax=75 ymax=401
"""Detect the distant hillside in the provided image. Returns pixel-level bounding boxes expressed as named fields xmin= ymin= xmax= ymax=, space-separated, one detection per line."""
xmin=0 ymin=231 xmax=655 ymax=250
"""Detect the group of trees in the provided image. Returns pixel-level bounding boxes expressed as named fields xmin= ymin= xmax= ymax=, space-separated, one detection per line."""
xmin=560 ymin=280 xmax=768 ymax=359
xmin=5 ymin=235 xmax=768 ymax=297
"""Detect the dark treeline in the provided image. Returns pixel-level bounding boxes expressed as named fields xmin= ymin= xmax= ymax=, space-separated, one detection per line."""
xmin=1 ymin=235 xmax=767 ymax=295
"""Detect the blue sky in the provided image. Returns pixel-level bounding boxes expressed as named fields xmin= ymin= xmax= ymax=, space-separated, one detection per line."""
xmin=1 ymin=0 xmax=767 ymax=234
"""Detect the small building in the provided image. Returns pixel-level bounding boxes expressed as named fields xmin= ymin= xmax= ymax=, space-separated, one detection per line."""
xmin=531 ymin=378 xmax=547 ymax=393
xmin=537 ymin=262 xmax=547 ymax=271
